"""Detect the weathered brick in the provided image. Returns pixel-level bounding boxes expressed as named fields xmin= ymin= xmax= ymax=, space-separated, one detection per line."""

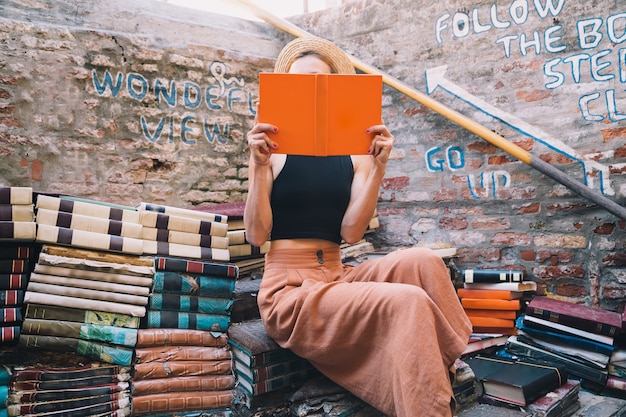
xmin=532 ymin=265 xmax=585 ymax=279
xmin=520 ymin=249 xmax=535 ymax=261
xmin=594 ymin=223 xmax=616 ymax=235
xmin=491 ymin=232 xmax=530 ymax=246
xmin=439 ymin=217 xmax=468 ymax=230
xmin=534 ymin=234 xmax=586 ymax=248
xmin=536 ymin=250 xmax=573 ymax=264
xmin=555 ymin=284 xmax=587 ymax=298
xmin=471 ymin=217 xmax=509 ymax=230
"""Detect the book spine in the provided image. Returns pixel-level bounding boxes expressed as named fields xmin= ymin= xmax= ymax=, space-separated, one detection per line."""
xmin=9 ymin=397 xmax=130 ymax=417
xmin=0 ymin=274 xmax=28 ymax=290
xmin=0 ymin=325 xmax=20 ymax=343
xmin=0 ymin=187 xmax=32 ymax=205
xmin=137 ymin=202 xmax=227 ymax=223
xmin=228 ymin=241 xmax=271 ymax=259
xmin=7 ymin=392 xmax=129 ymax=415
xmin=0 ymin=259 xmax=28 ymax=274
xmin=29 ymin=272 xmax=150 ymax=297
xmin=152 ymin=271 xmax=235 ymax=298
xmin=36 ymin=208 xmax=143 ymax=239
xmin=145 ymin=310 xmax=230 ymax=332
xmin=134 ymin=346 xmax=231 ymax=363
xmin=11 ymin=374 xmax=128 ymax=391
xmin=129 ymin=391 xmax=232 ymax=415
xmin=132 ymin=360 xmax=232 ymax=380
xmin=0 ymin=244 xmax=35 ymax=260
xmin=33 ymin=262 xmax=154 ymax=288
xmin=139 ymin=211 xmax=228 ymax=236
xmin=155 ymin=256 xmax=238 ymax=278
xmin=36 ymin=224 xmax=144 ymax=255
xmin=0 ymin=307 xmax=22 ymax=324
xmin=21 ymin=318 xmax=138 ymax=347
xmin=131 ymin=375 xmax=236 ymax=396
xmin=12 ymin=363 xmax=126 ymax=381
xmin=0 ymin=221 xmax=36 ymax=240
xmin=526 ymin=305 xmax=620 ymax=337
xmin=26 ymin=281 xmax=148 ymax=306
xmin=463 ymin=269 xmax=524 ymax=283
xmin=141 ymin=227 xmax=230 ymax=248
xmin=142 ymin=240 xmax=230 ymax=261
xmin=135 ymin=328 xmax=228 ymax=348
xmin=40 ymin=245 xmax=154 ymax=269
xmin=461 ymin=298 xmax=521 ymax=310
xmin=24 ymin=304 xmax=140 ymax=328
xmin=251 ymin=358 xmax=313 ymax=382
xmin=148 ymin=293 xmax=233 ymax=315
xmin=76 ymin=339 xmax=134 ymax=366
xmin=36 ymin=195 xmax=140 ymax=223
xmin=0 ymin=204 xmax=34 ymax=221
xmin=0 ymin=290 xmax=24 ymax=306
xmin=23 ymin=291 xmax=146 ymax=318
xmin=9 ymin=381 xmax=129 ymax=402
xmin=246 ymin=368 xmax=319 ymax=395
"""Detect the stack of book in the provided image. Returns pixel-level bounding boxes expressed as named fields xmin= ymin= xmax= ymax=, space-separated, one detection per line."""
xmin=137 ymin=202 xmax=230 ymax=262
xmin=459 ymin=269 xmax=536 ymax=336
xmin=6 ymin=363 xmax=131 ymax=416
xmin=507 ymin=295 xmax=622 ymax=388
xmin=0 ymin=186 xmax=37 ymax=242
xmin=35 ymin=195 xmax=145 ymax=256
xmin=20 ymin=244 xmax=154 ymax=366
xmin=228 ymin=319 xmax=320 ymax=410
xmin=131 ymin=328 xmax=234 ymax=415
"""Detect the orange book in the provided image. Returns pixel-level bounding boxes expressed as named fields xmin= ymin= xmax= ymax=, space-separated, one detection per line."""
xmin=461 ymin=298 xmax=521 ymax=311
xmin=463 ymin=309 xmax=518 ymax=319
xmin=457 ymin=288 xmax=522 ymax=300
xmin=258 ymin=73 xmax=383 ymax=156
xmin=467 ymin=316 xmax=515 ymax=328
xmin=472 ymin=326 xmax=518 ymax=335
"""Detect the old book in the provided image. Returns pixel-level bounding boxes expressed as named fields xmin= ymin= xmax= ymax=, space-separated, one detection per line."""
xmin=0 ymin=289 xmax=24 ymax=306
xmin=6 ymin=391 xmax=129 ymax=415
xmin=0 ymin=325 xmax=20 ymax=343
xmin=523 ymin=314 xmax=615 ymax=346
xmin=134 ymin=346 xmax=231 ymax=363
xmin=9 ymin=397 xmax=130 ymax=417
xmin=227 ymin=319 xmax=300 ymax=368
xmin=228 ymin=241 xmax=271 ymax=259
xmin=132 ymin=360 xmax=232 ymax=379
xmin=516 ymin=331 xmax=610 ymax=369
xmin=9 ymin=381 xmax=129 ymax=403
xmin=462 ymin=334 xmax=509 ymax=356
xmin=258 ymin=73 xmax=382 ymax=156
xmin=526 ymin=379 xmax=581 ymax=417
xmin=0 ymin=273 xmax=28 ymax=290
xmin=130 ymin=390 xmax=233 ymax=415
xmin=29 ymin=272 xmax=150 ymax=297
xmin=471 ymin=326 xmax=518 ymax=335
xmin=461 ymin=298 xmax=521 ymax=310
xmin=21 ymin=318 xmax=138 ymax=347
xmin=142 ymin=240 xmax=230 ymax=261
xmin=26 ymin=281 xmax=149 ymax=306
xmin=0 ymin=259 xmax=28 ymax=274
xmin=227 ymin=229 xmax=246 ymax=245
xmin=463 ymin=281 xmax=537 ymax=292
xmin=235 ymin=355 xmax=314 ymax=384
xmin=11 ymin=363 xmax=129 ymax=382
xmin=465 ymin=354 xmax=567 ymax=406
xmin=36 ymin=195 xmax=140 ymax=224
xmin=463 ymin=309 xmax=518 ymax=319
xmin=131 ymin=375 xmax=236 ymax=396
xmin=0 ymin=307 xmax=22 ymax=324
xmin=0 ymin=204 xmax=34 ymax=221
xmin=24 ymin=304 xmax=140 ymax=328
xmin=155 ymin=256 xmax=238 ymax=278
xmin=141 ymin=226 xmax=229 ymax=249
xmin=236 ymin=367 xmax=320 ymax=396
xmin=462 ymin=269 xmax=524 ymax=283
xmin=0 ymin=186 xmax=32 ymax=204
xmin=152 ymin=271 xmax=235 ymax=298
xmin=0 ymin=243 xmax=37 ymax=260
xmin=19 ymin=334 xmax=134 ymax=366
xmin=138 ymin=211 xmax=228 ymax=236
xmin=456 ymin=288 xmax=523 ymax=300
xmin=505 ymin=335 xmax=608 ymax=385
xmin=135 ymin=328 xmax=228 ymax=348
xmin=33 ymin=264 xmax=153 ymax=290
xmin=467 ymin=316 xmax=515 ymax=329
xmin=35 ymin=208 xmax=143 ymax=239
xmin=149 ymin=293 xmax=233 ymax=315
xmin=144 ymin=310 xmax=230 ymax=332
xmin=526 ymin=295 xmax=622 ymax=338
xmin=36 ymin=224 xmax=144 ymax=255
xmin=24 ymin=291 xmax=146 ymax=317
xmin=0 ymin=221 xmax=36 ymax=240
xmin=136 ymin=202 xmax=227 ymax=224
xmin=40 ymin=244 xmax=154 ymax=268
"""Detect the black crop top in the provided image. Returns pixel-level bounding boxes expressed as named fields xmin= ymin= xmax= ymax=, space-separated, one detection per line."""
xmin=270 ymin=155 xmax=353 ymax=244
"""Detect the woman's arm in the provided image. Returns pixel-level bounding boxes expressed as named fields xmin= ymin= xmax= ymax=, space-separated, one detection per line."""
xmin=340 ymin=124 xmax=395 ymax=244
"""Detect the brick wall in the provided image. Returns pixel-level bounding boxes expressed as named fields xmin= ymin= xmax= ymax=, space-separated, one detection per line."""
xmin=1 ymin=0 xmax=626 ymax=309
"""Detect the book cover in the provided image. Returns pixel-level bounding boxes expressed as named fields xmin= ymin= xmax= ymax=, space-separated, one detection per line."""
xmin=149 ymin=293 xmax=233 ymax=315
xmin=36 ymin=208 xmax=143 ymax=239
xmin=155 ymin=256 xmax=238 ymax=278
xmin=235 ymin=356 xmax=314 ymax=384
xmin=516 ymin=331 xmax=610 ymax=369
xmin=463 ymin=281 xmax=537 ymax=292
xmin=21 ymin=318 xmax=139 ymax=347
xmin=7 ymin=391 xmax=129 ymax=415
xmin=36 ymin=195 xmax=140 ymax=223
xmin=33 ymin=264 xmax=153 ymax=290
xmin=136 ymin=202 xmax=227 ymax=224
xmin=461 ymin=298 xmax=521 ymax=311
xmin=144 ymin=310 xmax=230 ymax=332
xmin=24 ymin=303 xmax=140 ymax=328
xmin=9 ymin=381 xmax=129 ymax=403
xmin=0 ymin=221 xmax=36 ymax=240
xmin=0 ymin=259 xmax=28 ymax=274
xmin=0 ymin=307 xmax=22 ymax=324
xmin=0 ymin=273 xmax=28 ymax=290
xmin=193 ymin=201 xmax=244 ymax=218
xmin=236 ymin=366 xmax=320 ymax=396
xmin=132 ymin=360 xmax=232 ymax=380
xmin=471 ymin=326 xmax=518 ymax=335
xmin=227 ymin=319 xmax=300 ymax=367
xmin=152 ymin=271 xmax=235 ymax=298
xmin=26 ymin=281 xmax=149 ymax=306
xmin=0 ymin=243 xmax=36 ymax=260
xmin=0 ymin=204 xmax=34 ymax=221
xmin=526 ymin=295 xmax=622 ymax=338
xmin=8 ymin=397 xmax=130 ymax=416
xmin=463 ymin=269 xmax=524 ymax=283
xmin=40 ymin=244 xmax=154 ymax=268
xmin=258 ymin=73 xmax=383 ymax=156
xmin=0 ymin=186 xmax=32 ymax=205
xmin=463 ymin=309 xmax=518 ymax=319
xmin=505 ymin=335 xmax=609 ymax=385
xmin=134 ymin=345 xmax=231 ymax=363
xmin=456 ymin=288 xmax=523 ymax=300
xmin=135 ymin=328 xmax=228 ymax=348
xmin=523 ymin=314 xmax=615 ymax=346
xmin=11 ymin=362 xmax=128 ymax=381
xmin=36 ymin=224 xmax=144 ymax=255
xmin=29 ymin=271 xmax=150 ymax=297
xmin=139 ymin=211 xmax=228 ymax=236
xmin=0 ymin=289 xmax=24 ymax=306
xmin=141 ymin=226 xmax=229 ymax=249
xmin=130 ymin=375 xmax=236 ymax=396
xmin=465 ymin=354 xmax=567 ymax=406
xmin=526 ymin=379 xmax=581 ymax=417
xmin=142 ymin=240 xmax=230 ymax=262
xmin=130 ymin=390 xmax=233 ymax=415
xmin=24 ymin=291 xmax=147 ymax=318
xmin=466 ymin=316 xmax=515 ymax=329
xmin=462 ymin=334 xmax=509 ymax=356
xmin=0 ymin=325 xmax=20 ymax=343
xmin=228 ymin=241 xmax=271 ymax=259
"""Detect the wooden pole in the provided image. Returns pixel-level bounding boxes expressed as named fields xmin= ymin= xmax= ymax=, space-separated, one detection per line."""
xmin=232 ymin=0 xmax=626 ymax=221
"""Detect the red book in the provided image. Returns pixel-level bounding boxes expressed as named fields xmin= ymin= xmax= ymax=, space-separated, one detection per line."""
xmin=526 ymin=296 xmax=621 ymax=338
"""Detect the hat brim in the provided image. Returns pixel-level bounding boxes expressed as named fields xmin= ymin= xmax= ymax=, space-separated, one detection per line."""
xmin=273 ymin=37 xmax=356 ymax=75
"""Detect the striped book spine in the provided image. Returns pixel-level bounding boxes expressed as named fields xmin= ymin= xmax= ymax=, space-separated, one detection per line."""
xmin=148 ymin=293 xmax=233 ymax=315
xmin=0 ymin=259 xmax=28 ymax=274
xmin=0 ymin=221 xmax=36 ymax=240
xmin=0 ymin=274 xmax=28 ymax=289
xmin=36 ymin=224 xmax=144 ymax=255
xmin=24 ymin=304 xmax=141 ymax=328
xmin=228 ymin=241 xmax=271 ymax=259
xmin=155 ymin=256 xmax=238 ymax=278
xmin=139 ymin=211 xmax=228 ymax=236
xmin=136 ymin=202 xmax=227 ymax=223
xmin=36 ymin=195 xmax=140 ymax=224
xmin=152 ymin=271 xmax=235 ymax=298
xmin=29 ymin=272 xmax=150 ymax=296
xmin=0 ymin=244 xmax=35 ymax=260
xmin=0 ymin=325 xmax=20 ymax=343
xmin=9 ymin=381 xmax=129 ymax=403
xmin=141 ymin=227 xmax=229 ymax=249
xmin=0 ymin=187 xmax=32 ymax=205
xmin=145 ymin=310 xmax=230 ymax=332
xmin=0 ymin=290 xmax=24 ymax=306
xmin=0 ymin=204 xmax=35 ymax=221
xmin=142 ymin=240 xmax=230 ymax=261
xmin=24 ymin=291 xmax=146 ymax=317
xmin=7 ymin=392 xmax=129 ymax=415
xmin=0 ymin=307 xmax=22 ymax=324
xmin=36 ymin=208 xmax=143 ymax=239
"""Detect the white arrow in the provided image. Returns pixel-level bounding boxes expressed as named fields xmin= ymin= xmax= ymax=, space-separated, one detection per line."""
xmin=425 ymin=65 xmax=615 ymax=196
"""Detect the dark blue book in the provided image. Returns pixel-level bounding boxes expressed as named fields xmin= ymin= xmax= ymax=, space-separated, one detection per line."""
xmin=148 ymin=293 xmax=233 ymax=315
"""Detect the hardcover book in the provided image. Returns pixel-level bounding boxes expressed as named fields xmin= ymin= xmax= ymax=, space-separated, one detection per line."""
xmin=526 ymin=295 xmax=622 ymax=338
xmin=7 ymin=391 xmax=130 ymax=415
xmin=462 ymin=269 xmax=524 ymax=283
xmin=134 ymin=345 xmax=231 ymax=363
xmin=0 ymin=221 xmax=36 ymax=240
xmin=236 ymin=366 xmax=320 ymax=396
xmin=36 ymin=224 xmax=144 ymax=255
xmin=35 ymin=208 xmax=143 ymax=239
xmin=130 ymin=390 xmax=233 ymax=415
xmin=0 ymin=259 xmax=28 ymax=274
xmin=36 ymin=195 xmax=141 ymax=224
xmin=155 ymin=256 xmax=238 ymax=278
xmin=456 ymin=288 xmax=523 ymax=300
xmin=463 ymin=309 xmax=518 ymax=319
xmin=523 ymin=314 xmax=615 ymax=346
xmin=0 ymin=186 xmax=32 ymax=205
xmin=516 ymin=331 xmax=610 ymax=369
xmin=142 ymin=240 xmax=230 ymax=261
xmin=9 ymin=381 xmax=129 ymax=403
xmin=235 ymin=355 xmax=314 ymax=384
xmin=461 ymin=298 xmax=521 ymax=311
xmin=138 ymin=211 xmax=228 ymax=236
xmin=130 ymin=375 xmax=236 ymax=396
xmin=465 ymin=354 xmax=567 ymax=406
xmin=0 ymin=204 xmax=35 ymax=221
xmin=136 ymin=202 xmax=227 ymax=224
xmin=149 ymin=293 xmax=233 ymax=315
xmin=152 ymin=271 xmax=235 ymax=298
xmin=132 ymin=360 xmax=232 ymax=379
xmin=8 ymin=397 xmax=130 ymax=416
xmin=24 ymin=303 xmax=141 ymax=328
xmin=21 ymin=318 xmax=139 ymax=347
xmin=0 ymin=289 xmax=24 ymax=306
xmin=0 ymin=325 xmax=20 ymax=343
xmin=40 ymin=244 xmax=154 ymax=268
xmin=228 ymin=241 xmax=271 ymax=259
xmin=0 ymin=244 xmax=36 ymax=260
xmin=135 ymin=328 xmax=228 ymax=348
xmin=144 ymin=310 xmax=230 ymax=332
xmin=24 ymin=291 xmax=147 ymax=318
xmin=463 ymin=281 xmax=537 ymax=292
xmin=29 ymin=271 xmax=150 ymax=296
xmin=0 ymin=307 xmax=22 ymax=324
xmin=26 ymin=280 xmax=149 ymax=306
xmin=141 ymin=226 xmax=229 ymax=249
xmin=466 ymin=316 xmax=515 ymax=329
xmin=0 ymin=273 xmax=28 ymax=290
xmin=258 ymin=73 xmax=383 ymax=156
xmin=526 ymin=379 xmax=581 ymax=417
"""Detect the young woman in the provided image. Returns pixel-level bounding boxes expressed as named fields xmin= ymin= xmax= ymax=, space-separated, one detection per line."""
xmin=244 ymin=36 xmax=472 ymax=417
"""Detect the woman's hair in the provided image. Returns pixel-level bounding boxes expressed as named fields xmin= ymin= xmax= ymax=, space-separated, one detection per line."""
xmin=294 ymin=50 xmax=337 ymax=73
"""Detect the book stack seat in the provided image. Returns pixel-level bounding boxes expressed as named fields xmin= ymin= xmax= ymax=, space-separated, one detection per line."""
xmin=130 ymin=328 xmax=234 ymax=416
xmin=136 ymin=202 xmax=230 ymax=262
xmin=507 ymin=296 xmax=623 ymax=388
xmin=227 ymin=319 xmax=320 ymax=412
xmin=459 ymin=269 xmax=537 ymax=336
xmin=5 ymin=363 xmax=131 ymax=416
xmin=20 ymin=244 xmax=154 ymax=365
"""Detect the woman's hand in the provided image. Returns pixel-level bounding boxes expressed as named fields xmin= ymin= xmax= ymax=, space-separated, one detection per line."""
xmin=247 ymin=120 xmax=278 ymax=166
xmin=366 ymin=124 xmax=395 ymax=167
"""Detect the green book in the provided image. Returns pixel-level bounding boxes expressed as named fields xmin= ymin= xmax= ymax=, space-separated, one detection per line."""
xmin=152 ymin=271 xmax=235 ymax=298
xmin=145 ymin=310 xmax=230 ymax=332
xmin=149 ymin=293 xmax=233 ymax=315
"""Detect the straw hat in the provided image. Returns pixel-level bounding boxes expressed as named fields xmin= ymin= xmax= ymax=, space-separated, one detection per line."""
xmin=273 ymin=36 xmax=356 ymax=75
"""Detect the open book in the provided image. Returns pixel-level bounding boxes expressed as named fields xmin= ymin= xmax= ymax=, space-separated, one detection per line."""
xmin=258 ymin=73 xmax=383 ymax=156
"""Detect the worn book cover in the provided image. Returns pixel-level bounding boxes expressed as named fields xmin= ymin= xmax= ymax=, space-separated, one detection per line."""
xmin=132 ymin=360 xmax=232 ymax=380
xmin=134 ymin=345 xmax=231 ymax=363
xmin=9 ymin=381 xmax=129 ymax=403
xmin=130 ymin=390 xmax=232 ymax=415
xmin=131 ymin=375 xmax=236 ymax=396
xmin=527 ymin=379 xmax=581 ymax=417
xmin=144 ymin=310 xmax=230 ymax=332
xmin=259 ymin=73 xmax=383 ymax=156
xmin=21 ymin=318 xmax=138 ymax=348
xmin=36 ymin=208 xmax=143 ymax=239
xmin=236 ymin=366 xmax=320 ymax=396
xmin=138 ymin=211 xmax=228 ymax=236
xmin=526 ymin=295 xmax=622 ymax=338
xmin=155 ymin=256 xmax=238 ymax=278
xmin=152 ymin=271 xmax=235 ymax=298
xmin=40 ymin=244 xmax=154 ymax=268
xmin=24 ymin=291 xmax=146 ymax=318
xmin=235 ymin=355 xmax=314 ymax=384
xmin=24 ymin=304 xmax=140 ymax=329
xmin=465 ymin=354 xmax=567 ymax=406
xmin=0 ymin=186 xmax=32 ymax=205
xmin=7 ymin=391 xmax=129 ymax=415
xmin=36 ymin=195 xmax=140 ymax=224
xmin=135 ymin=328 xmax=228 ymax=348
xmin=149 ymin=293 xmax=233 ymax=315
